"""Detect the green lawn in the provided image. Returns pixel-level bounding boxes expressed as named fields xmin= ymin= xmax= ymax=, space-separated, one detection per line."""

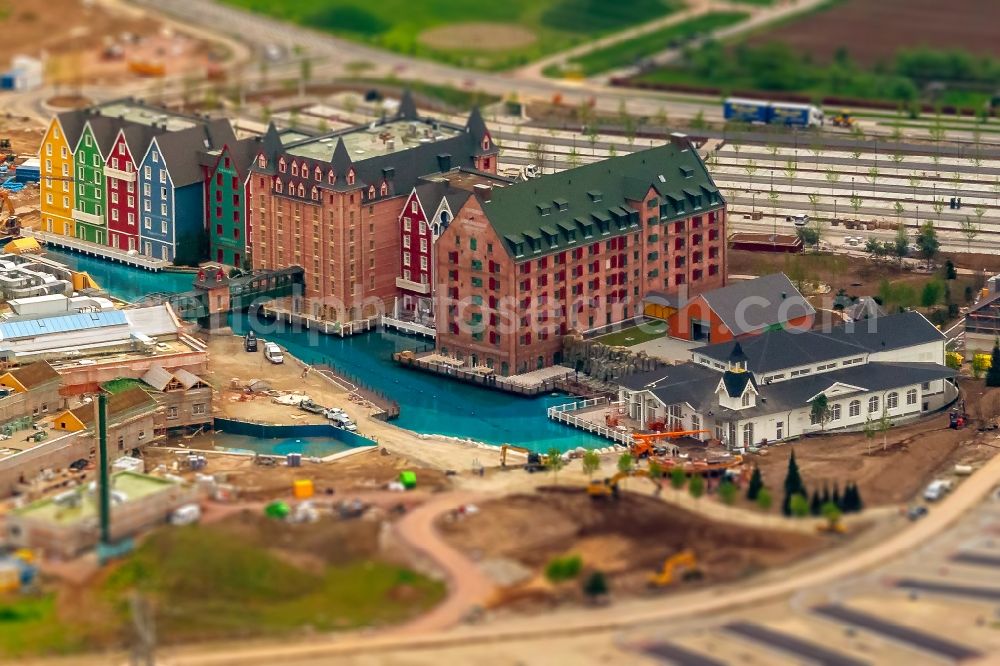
xmin=0 ymin=526 xmax=445 ymax=658
xmin=222 ymin=0 xmax=685 ymax=70
xmin=348 ymin=78 xmax=502 ymax=110
xmin=555 ymin=11 xmax=749 ymax=77
xmin=595 ymin=322 xmax=667 ymax=347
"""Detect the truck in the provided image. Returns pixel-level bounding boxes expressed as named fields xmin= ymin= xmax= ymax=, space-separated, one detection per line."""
xmin=723 ymin=97 xmax=824 ymax=128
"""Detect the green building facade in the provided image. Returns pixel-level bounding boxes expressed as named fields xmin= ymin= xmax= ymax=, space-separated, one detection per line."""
xmin=72 ymin=124 xmax=107 ymax=245
xmin=207 ymin=145 xmax=248 ymax=268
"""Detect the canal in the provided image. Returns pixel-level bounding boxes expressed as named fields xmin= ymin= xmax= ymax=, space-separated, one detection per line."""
xmin=49 ymin=249 xmax=609 ymax=452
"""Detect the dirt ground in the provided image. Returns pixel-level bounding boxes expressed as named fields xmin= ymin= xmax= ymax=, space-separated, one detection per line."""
xmin=746 ymin=0 xmax=1000 ymax=66
xmin=418 ymin=23 xmax=537 ymax=51
xmin=2 ymin=0 xmax=217 ymax=85
xmin=746 ymin=385 xmax=999 ymax=508
xmin=439 ymin=486 xmax=822 ymax=607
xmin=144 ymin=446 xmax=450 ymax=501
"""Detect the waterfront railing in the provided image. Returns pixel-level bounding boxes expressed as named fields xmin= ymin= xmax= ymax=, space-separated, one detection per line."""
xmin=547 ymin=397 xmax=632 ymax=445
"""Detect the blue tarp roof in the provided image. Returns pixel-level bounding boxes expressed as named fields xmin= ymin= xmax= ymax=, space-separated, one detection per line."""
xmin=0 ymin=310 xmax=128 ymax=341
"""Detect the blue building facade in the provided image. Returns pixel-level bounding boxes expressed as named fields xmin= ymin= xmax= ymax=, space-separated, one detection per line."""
xmin=138 ymin=137 xmax=206 ymax=263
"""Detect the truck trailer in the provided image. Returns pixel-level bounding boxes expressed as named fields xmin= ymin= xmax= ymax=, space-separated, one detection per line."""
xmin=723 ymin=98 xmax=824 ymax=128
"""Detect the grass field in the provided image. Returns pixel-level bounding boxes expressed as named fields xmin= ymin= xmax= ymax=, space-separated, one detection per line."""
xmin=595 ymin=321 xmax=667 ymax=347
xmin=222 ymin=0 xmax=685 ymax=70
xmin=551 ymin=11 xmax=748 ymax=77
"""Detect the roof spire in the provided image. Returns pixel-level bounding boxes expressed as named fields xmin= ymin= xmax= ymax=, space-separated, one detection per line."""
xmin=262 ymin=121 xmax=282 ymax=158
xmin=397 ymin=90 xmax=418 ymax=120
xmin=331 ymin=137 xmax=352 ymax=171
xmin=466 ymin=105 xmax=487 ymax=140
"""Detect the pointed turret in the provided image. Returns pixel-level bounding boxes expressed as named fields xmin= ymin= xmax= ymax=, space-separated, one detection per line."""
xmin=396 ymin=90 xmax=419 ymax=121
xmin=466 ymin=106 xmax=492 ymax=157
xmin=728 ymin=341 xmax=748 ymax=369
xmin=331 ymin=137 xmax=352 ymax=171
xmin=262 ymin=121 xmax=283 ymax=159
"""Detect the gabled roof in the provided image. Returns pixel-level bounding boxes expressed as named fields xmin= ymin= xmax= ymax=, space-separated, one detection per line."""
xmin=152 ymin=119 xmax=236 ymax=187
xmin=119 ymin=124 xmax=164 ymax=162
xmin=479 ymin=140 xmax=723 ymax=261
xmin=620 ymin=362 xmax=721 ymax=412
xmin=697 ymin=311 xmax=944 ymax=373
xmin=699 ymin=273 xmax=814 ymax=337
xmin=720 ymin=370 xmax=755 ymax=398
xmin=140 ymin=365 xmax=178 ymax=392
xmin=7 ymin=361 xmax=60 ymax=390
xmin=79 ymin=116 xmax=122 ymax=157
xmin=70 ymin=386 xmax=157 ymax=426
xmin=172 ymin=368 xmax=208 ymax=390
xmin=845 ymin=296 xmax=886 ymax=321
xmin=55 ymin=110 xmax=88 ymax=149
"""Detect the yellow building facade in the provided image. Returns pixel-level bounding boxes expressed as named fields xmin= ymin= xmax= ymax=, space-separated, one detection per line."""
xmin=39 ymin=117 xmax=76 ymax=237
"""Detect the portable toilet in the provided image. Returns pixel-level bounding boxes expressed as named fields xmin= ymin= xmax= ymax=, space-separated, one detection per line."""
xmin=292 ymin=478 xmax=314 ymax=499
xmin=265 ymin=500 xmax=290 ymax=519
xmin=286 ymin=453 xmax=302 ymax=468
xmin=399 ymin=470 xmax=417 ymax=490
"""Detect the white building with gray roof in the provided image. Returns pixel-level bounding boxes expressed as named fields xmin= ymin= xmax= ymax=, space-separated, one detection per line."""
xmin=618 ymin=311 xmax=956 ymax=450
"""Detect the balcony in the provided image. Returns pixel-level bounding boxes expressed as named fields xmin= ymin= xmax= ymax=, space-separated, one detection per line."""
xmin=72 ymin=209 xmax=104 ymax=226
xmin=104 ymin=166 xmax=136 ymax=182
xmin=396 ymin=277 xmax=431 ymax=295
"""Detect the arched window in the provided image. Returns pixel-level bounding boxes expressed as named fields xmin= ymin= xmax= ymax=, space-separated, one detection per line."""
xmin=347 ymin=169 xmax=355 ymax=185
xmin=314 ymin=166 xmax=322 ymax=181
xmin=741 ymin=392 xmax=750 ymax=407
xmin=380 ymin=182 xmax=388 ymax=196
xmin=849 ymin=399 xmax=860 ymax=417
xmin=868 ymin=396 xmax=879 ymax=413
xmin=906 ymin=388 xmax=917 ymax=405
xmin=311 ymin=186 xmax=318 ymax=201
xmin=275 ymin=179 xmax=283 ymax=193
xmin=887 ymin=392 xmax=898 ymax=409
xmin=291 ymin=162 xmax=298 ymax=177
xmin=278 ymin=158 xmax=286 ymax=173
xmin=297 ymin=184 xmax=305 ymax=197
xmin=328 ymin=169 xmax=335 ymax=184
xmin=830 ymin=403 xmax=841 ymax=421
xmin=368 ymin=185 xmax=376 ymax=199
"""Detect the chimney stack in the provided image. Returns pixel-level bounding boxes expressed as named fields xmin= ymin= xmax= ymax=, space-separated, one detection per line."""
xmin=473 ymin=183 xmax=492 ymax=203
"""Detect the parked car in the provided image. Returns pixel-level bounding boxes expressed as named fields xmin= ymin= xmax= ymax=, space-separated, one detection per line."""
xmin=263 ymin=342 xmax=284 ymax=364
xmin=907 ymin=505 xmax=928 ymax=521
xmin=324 ymin=407 xmax=345 ymax=419
xmin=244 ymin=331 xmax=258 ymax=352
xmin=330 ymin=413 xmax=357 ymax=432
xmin=788 ymin=214 xmax=809 ymax=227
xmin=923 ymin=479 xmax=953 ymax=501
xmin=169 ymin=504 xmax=202 ymax=526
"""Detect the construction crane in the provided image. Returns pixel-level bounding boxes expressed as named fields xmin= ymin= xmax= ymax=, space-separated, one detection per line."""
xmin=631 ymin=429 xmax=709 ymax=459
xmin=648 ymin=549 xmax=702 ymax=587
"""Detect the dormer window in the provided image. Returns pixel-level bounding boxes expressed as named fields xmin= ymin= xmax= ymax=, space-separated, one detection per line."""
xmin=328 ymin=169 xmax=335 ymax=183
xmin=368 ymin=185 xmax=376 ymax=199
xmin=297 ymin=184 xmax=304 ymax=197
xmin=278 ymin=158 xmax=286 ymax=173
xmin=275 ymin=180 xmax=283 ymax=193
xmin=380 ymin=181 xmax=388 ymax=196
xmin=314 ymin=166 xmax=322 ymax=180
xmin=347 ymin=169 xmax=355 ymax=185
xmin=258 ymin=155 xmax=266 ymax=168
xmin=311 ymin=186 xmax=318 ymax=201
xmin=291 ymin=162 xmax=298 ymax=177
xmin=482 ymin=136 xmax=490 ymax=151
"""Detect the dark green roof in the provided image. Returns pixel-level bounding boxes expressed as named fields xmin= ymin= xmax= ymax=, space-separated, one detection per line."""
xmin=481 ymin=141 xmax=723 ymax=261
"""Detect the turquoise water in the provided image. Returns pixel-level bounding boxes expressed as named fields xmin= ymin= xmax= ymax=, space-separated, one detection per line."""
xmin=49 ymin=248 xmax=608 ymax=452
xmin=208 ymin=433 xmax=353 ymax=458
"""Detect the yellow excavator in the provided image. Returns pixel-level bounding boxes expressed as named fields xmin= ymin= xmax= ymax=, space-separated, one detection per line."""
xmin=649 ymin=549 xmax=703 ymax=587
xmin=587 ymin=468 xmax=660 ymax=499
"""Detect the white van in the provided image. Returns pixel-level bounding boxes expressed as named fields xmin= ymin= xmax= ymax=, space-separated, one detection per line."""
xmin=263 ymin=342 xmax=284 ymax=364
xmin=792 ymin=214 xmax=809 ymax=227
xmin=923 ymin=479 xmax=953 ymax=501
xmin=169 ymin=503 xmax=201 ymax=526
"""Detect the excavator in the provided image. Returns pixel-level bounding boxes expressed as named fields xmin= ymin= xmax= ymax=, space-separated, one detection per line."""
xmin=0 ymin=190 xmax=19 ymax=237
xmin=631 ymin=429 xmax=709 ymax=459
xmin=832 ymin=109 xmax=856 ymax=128
xmin=648 ymin=549 xmax=703 ymax=587
xmin=587 ymin=468 xmax=660 ymax=499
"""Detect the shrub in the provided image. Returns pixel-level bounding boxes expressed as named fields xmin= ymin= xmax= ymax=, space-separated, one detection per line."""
xmin=545 ymin=554 xmax=583 ymax=583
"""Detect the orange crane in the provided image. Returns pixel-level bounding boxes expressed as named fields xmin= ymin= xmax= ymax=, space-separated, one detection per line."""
xmin=631 ymin=429 xmax=709 ymax=458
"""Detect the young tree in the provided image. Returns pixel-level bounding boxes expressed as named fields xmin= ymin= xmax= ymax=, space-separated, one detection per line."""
xmin=809 ymin=489 xmax=822 ymax=516
xmin=690 ymin=110 xmax=707 ymax=129
xmin=890 ymin=151 xmax=904 ymax=174
xmin=849 ymin=193 xmax=863 ymax=217
xmin=893 ymin=201 xmax=904 ymax=228
xmin=784 ymin=159 xmax=798 ymax=185
xmin=744 ymin=160 xmax=759 ymax=192
xmin=718 ymin=479 xmax=737 ymax=505
xmin=865 ymin=237 xmax=887 ymax=262
xmin=821 ymin=501 xmax=843 ymax=530
xmin=768 ymin=189 xmax=780 ymax=236
xmin=670 ymin=466 xmax=687 ymax=494
xmin=810 ymin=393 xmax=831 ymax=430
xmin=987 ymin=340 xmax=1000 ymax=387
xmin=688 ymin=473 xmax=705 ymax=500
xmin=782 ymin=451 xmax=807 ymax=516
xmin=746 ymin=464 xmax=763 ymax=501
xmin=893 ymin=226 xmax=909 ymax=267
xmin=527 ymin=141 xmax=547 ymax=173
xmin=648 ymin=459 xmax=663 ymax=481
xmin=825 ymin=169 xmax=841 ymax=196
xmin=808 ymin=192 xmax=821 ymax=222
xmin=583 ymin=571 xmax=608 ymax=599
xmin=973 ymin=353 xmax=990 ymax=380
xmin=546 ymin=446 xmax=564 ymax=483
xmin=866 ymin=166 xmax=880 ymax=193
xmin=587 ymin=127 xmax=599 ymax=156
xmin=916 ymin=221 xmax=940 ymax=269
xmin=789 ymin=493 xmax=810 ymax=518
xmin=756 ymin=488 xmax=773 ymax=511
xmin=921 ymin=280 xmax=944 ymax=308
xmin=567 ymin=146 xmax=582 ymax=169
xmin=617 ymin=452 xmax=634 ymax=477
xmin=582 ymin=450 xmax=601 ymax=479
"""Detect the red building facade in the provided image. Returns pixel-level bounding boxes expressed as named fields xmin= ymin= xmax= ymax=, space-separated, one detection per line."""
xmin=435 ymin=138 xmax=727 ymax=375
xmin=105 ymin=130 xmax=142 ymax=252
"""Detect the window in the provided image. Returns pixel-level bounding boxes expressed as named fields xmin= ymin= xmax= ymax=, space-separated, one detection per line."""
xmin=886 ymin=392 xmax=898 ymax=410
xmin=470 ymin=238 xmax=477 ymax=251
xmin=868 ymin=396 xmax=879 ymax=413
xmin=159 ymin=171 xmax=166 ymax=184
xmin=849 ymin=400 xmax=860 ymax=417
xmin=775 ymin=421 xmax=784 ymax=439
xmin=741 ymin=392 xmax=750 ymax=407
xmin=152 ymin=150 xmax=159 ymax=163
xmin=144 ymin=166 xmax=151 ymax=179
xmin=403 ymin=217 xmax=411 ymax=232
xmin=144 ymin=217 xmax=151 ymax=230
xmin=193 ymin=403 xmax=207 ymax=415
xmin=167 ymin=406 xmax=178 ymax=420
xmin=742 ymin=422 xmax=754 ymax=447
xmin=830 ymin=403 xmax=841 ymax=421
xmin=161 ymin=221 xmax=167 ymax=234
xmin=906 ymin=388 xmax=917 ymax=405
